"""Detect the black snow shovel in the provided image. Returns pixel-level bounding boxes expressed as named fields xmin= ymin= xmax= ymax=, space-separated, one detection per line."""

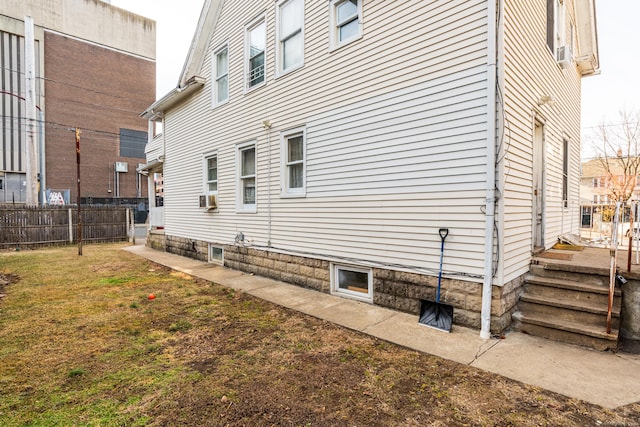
xmin=419 ymin=228 xmax=454 ymax=333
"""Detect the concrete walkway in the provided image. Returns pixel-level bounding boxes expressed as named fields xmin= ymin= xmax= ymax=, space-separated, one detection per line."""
xmin=124 ymin=244 xmax=640 ymax=410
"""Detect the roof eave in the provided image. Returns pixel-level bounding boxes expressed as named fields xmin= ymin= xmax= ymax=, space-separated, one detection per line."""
xmin=140 ymin=76 xmax=206 ymax=120
xmin=575 ymin=0 xmax=600 ymax=76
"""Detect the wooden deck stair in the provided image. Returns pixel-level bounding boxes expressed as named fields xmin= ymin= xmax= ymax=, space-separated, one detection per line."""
xmin=512 ymin=264 xmax=621 ymax=351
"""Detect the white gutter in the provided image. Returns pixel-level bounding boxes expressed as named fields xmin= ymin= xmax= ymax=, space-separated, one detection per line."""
xmin=140 ymin=76 xmax=205 ymax=120
xmin=480 ymin=0 xmax=499 ymax=340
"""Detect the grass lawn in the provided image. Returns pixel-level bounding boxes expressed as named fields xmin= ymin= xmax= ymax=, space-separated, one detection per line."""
xmin=0 ymin=243 xmax=638 ymax=426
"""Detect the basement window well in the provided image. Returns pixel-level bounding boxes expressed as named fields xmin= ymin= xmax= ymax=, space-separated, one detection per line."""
xmin=331 ymin=264 xmax=372 ymax=303
xmin=208 ymin=244 xmax=224 ymax=265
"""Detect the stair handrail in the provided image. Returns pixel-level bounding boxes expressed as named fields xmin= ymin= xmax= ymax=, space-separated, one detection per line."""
xmin=607 ymin=201 xmax=621 ymax=335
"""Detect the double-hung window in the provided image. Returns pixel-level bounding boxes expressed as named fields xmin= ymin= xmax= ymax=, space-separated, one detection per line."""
xmin=281 ymin=128 xmax=306 ymax=197
xmin=205 ymin=154 xmax=218 ymax=195
xmin=213 ymin=44 xmax=229 ymax=106
xmin=546 ymin=0 xmax=564 ymax=56
xmin=237 ymin=142 xmax=257 ymax=211
xmin=276 ymin=0 xmax=304 ymax=75
xmin=245 ymin=17 xmax=266 ymax=91
xmin=329 ymin=0 xmax=362 ymax=50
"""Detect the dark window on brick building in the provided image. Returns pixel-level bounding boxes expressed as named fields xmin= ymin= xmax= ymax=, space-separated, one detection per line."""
xmin=119 ymin=128 xmax=148 ymax=159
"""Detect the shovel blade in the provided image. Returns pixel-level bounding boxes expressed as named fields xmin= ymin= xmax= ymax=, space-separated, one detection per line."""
xmin=419 ymin=299 xmax=453 ymax=333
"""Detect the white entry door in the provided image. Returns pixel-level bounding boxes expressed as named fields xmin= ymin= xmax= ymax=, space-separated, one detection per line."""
xmin=532 ymin=122 xmax=545 ymax=250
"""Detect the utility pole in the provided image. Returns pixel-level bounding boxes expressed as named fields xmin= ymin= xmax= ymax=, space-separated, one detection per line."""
xmin=25 ymin=16 xmax=38 ymax=205
xmin=76 ymin=127 xmax=82 ymax=256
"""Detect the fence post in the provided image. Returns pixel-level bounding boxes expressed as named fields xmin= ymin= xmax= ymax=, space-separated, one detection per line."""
xmin=126 ymin=208 xmax=133 ymax=244
xmin=68 ymin=208 xmax=73 ymax=243
xmin=131 ymin=209 xmax=136 ymax=244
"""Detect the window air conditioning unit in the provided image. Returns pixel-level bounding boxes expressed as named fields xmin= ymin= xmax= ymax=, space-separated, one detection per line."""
xmin=556 ymin=45 xmax=572 ymax=68
xmin=199 ymin=194 xmax=217 ymax=210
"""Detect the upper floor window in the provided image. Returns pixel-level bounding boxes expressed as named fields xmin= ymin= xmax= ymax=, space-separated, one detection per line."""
xmin=213 ymin=44 xmax=229 ymax=106
xmin=329 ymin=0 xmax=362 ymax=50
xmin=237 ymin=142 xmax=257 ymax=211
xmin=245 ymin=17 xmax=266 ymax=91
xmin=276 ymin=0 xmax=304 ymax=75
xmin=593 ymin=177 xmax=608 ymax=188
xmin=281 ymin=127 xmax=306 ymax=197
xmin=546 ymin=0 xmax=555 ymax=52
xmin=546 ymin=0 xmax=564 ymax=55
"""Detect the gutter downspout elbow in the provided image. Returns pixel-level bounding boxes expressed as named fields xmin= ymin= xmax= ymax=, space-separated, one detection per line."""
xmin=480 ymin=0 xmax=499 ymax=340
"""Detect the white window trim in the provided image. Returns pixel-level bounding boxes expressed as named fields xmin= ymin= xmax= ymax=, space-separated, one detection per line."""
xmin=203 ymin=152 xmax=219 ymax=196
xmin=212 ymin=43 xmax=229 ymax=108
xmin=244 ymin=15 xmax=267 ymax=93
xmin=280 ymin=126 xmax=306 ymax=198
xmin=275 ymin=0 xmax=305 ymax=77
xmin=556 ymin=0 xmax=565 ymax=49
xmin=236 ymin=141 xmax=257 ymax=213
xmin=547 ymin=0 xmax=565 ymax=56
xmin=331 ymin=263 xmax=373 ymax=303
xmin=208 ymin=243 xmax=224 ymax=265
xmin=329 ymin=0 xmax=363 ymax=52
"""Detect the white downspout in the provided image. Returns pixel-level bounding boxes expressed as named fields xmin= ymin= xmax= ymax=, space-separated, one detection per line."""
xmin=480 ymin=0 xmax=499 ymax=340
xmin=263 ymin=120 xmax=273 ymax=247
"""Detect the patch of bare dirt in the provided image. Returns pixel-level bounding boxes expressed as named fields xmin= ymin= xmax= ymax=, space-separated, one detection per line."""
xmin=0 ymin=273 xmax=18 ymax=301
xmin=150 ymin=302 xmax=640 ymax=427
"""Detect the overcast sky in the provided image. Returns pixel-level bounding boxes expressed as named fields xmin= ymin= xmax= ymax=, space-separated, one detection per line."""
xmin=580 ymin=0 xmax=640 ymax=137
xmin=110 ymin=0 xmax=204 ymax=97
xmin=111 ymin=0 xmax=638 ymax=145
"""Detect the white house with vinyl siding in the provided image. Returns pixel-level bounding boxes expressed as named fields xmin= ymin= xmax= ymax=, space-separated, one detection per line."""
xmin=141 ymin=0 xmax=598 ymax=336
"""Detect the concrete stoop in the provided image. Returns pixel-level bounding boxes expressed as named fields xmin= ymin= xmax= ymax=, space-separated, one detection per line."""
xmin=512 ymin=264 xmax=621 ymax=351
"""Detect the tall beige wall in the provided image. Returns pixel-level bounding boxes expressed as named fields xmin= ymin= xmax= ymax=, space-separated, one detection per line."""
xmin=0 ymin=0 xmax=155 ymax=59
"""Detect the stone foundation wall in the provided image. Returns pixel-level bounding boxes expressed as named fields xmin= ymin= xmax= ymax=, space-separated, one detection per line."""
xmin=225 ymin=246 xmax=331 ymax=293
xmin=372 ymin=269 xmax=524 ymax=331
xmin=491 ymin=275 xmax=526 ymax=332
xmin=164 ymin=235 xmax=209 ymax=261
xmin=163 ymin=235 xmax=526 ymax=333
xmin=373 ymin=269 xmax=483 ymax=328
xmin=146 ymin=230 xmax=166 ymax=252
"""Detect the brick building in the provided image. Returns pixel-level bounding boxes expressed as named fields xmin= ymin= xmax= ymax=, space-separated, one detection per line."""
xmin=0 ymin=0 xmax=155 ymax=206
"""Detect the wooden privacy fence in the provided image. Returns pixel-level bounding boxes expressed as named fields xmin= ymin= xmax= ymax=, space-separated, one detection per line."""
xmin=0 ymin=206 xmax=132 ymax=248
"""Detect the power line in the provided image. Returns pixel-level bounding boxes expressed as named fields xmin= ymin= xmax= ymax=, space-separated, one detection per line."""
xmin=0 ymin=64 xmax=155 ymax=107
xmin=582 ymin=122 xmax=640 ymax=130
xmin=0 ymin=114 xmax=149 ymax=141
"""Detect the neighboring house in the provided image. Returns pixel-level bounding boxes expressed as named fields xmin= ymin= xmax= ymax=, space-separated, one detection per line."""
xmin=142 ymin=0 xmax=599 ymax=337
xmin=581 ymin=158 xmax=640 ymax=205
xmin=580 ymin=157 xmax=640 ymax=230
xmin=0 ymin=0 xmax=155 ymax=208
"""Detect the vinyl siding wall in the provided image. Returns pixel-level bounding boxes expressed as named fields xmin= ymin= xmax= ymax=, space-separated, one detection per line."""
xmin=163 ymin=0 xmax=490 ymax=280
xmin=500 ymin=0 xmax=582 ymax=284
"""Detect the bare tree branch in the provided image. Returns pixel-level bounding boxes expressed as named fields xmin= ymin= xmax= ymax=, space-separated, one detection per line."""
xmin=590 ymin=110 xmax=640 ymax=203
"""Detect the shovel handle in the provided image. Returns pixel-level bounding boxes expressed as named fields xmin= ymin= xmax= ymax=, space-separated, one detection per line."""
xmin=439 ymin=228 xmax=449 ymax=241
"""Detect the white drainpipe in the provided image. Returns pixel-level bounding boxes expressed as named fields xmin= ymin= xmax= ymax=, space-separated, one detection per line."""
xmin=480 ymin=0 xmax=499 ymax=340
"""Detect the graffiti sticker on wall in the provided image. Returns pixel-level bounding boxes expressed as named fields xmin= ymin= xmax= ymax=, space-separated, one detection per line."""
xmin=46 ymin=189 xmax=70 ymax=205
